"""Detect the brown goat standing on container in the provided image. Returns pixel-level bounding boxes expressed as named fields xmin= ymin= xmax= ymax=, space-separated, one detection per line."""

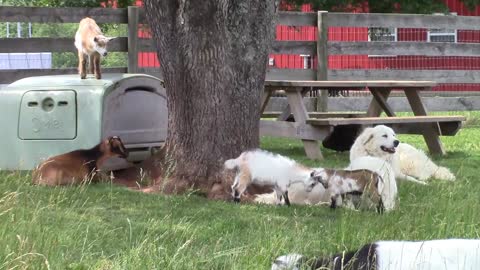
xmin=32 ymin=136 xmax=128 ymax=186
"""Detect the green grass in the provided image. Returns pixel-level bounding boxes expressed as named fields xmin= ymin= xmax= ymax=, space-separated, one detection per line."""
xmin=1 ymin=112 xmax=480 ymax=269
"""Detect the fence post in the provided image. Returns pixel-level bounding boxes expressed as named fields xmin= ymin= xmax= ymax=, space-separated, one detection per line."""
xmin=128 ymin=6 xmax=139 ymax=73
xmin=316 ymin=10 xmax=328 ymax=112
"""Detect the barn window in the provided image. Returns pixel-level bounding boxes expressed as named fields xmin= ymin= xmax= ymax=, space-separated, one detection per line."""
xmin=300 ymin=54 xmax=312 ymax=69
xmin=368 ymin=27 xmax=397 ymax=57
xmin=368 ymin=27 xmax=397 ymax=42
xmin=428 ymin=13 xmax=457 ymax=43
xmin=268 ymin=57 xmax=275 ymax=67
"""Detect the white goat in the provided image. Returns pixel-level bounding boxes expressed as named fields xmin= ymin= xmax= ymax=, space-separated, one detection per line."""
xmin=311 ymin=168 xmax=385 ymax=213
xmin=224 ymin=149 xmax=318 ymax=206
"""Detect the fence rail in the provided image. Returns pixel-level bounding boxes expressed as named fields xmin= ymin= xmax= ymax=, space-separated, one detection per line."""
xmin=0 ymin=37 xmax=129 ymax=53
xmin=0 ymin=6 xmax=127 ymax=23
xmin=328 ymin=12 xmax=480 ymax=30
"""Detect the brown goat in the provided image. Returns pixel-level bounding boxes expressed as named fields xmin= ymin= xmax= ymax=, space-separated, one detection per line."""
xmin=32 ymin=136 xmax=128 ymax=186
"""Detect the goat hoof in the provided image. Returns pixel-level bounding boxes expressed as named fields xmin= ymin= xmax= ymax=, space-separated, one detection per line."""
xmin=233 ymin=198 xmax=240 ymax=203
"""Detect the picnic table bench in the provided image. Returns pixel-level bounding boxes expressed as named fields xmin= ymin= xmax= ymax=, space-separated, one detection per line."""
xmin=260 ymin=80 xmax=466 ymax=160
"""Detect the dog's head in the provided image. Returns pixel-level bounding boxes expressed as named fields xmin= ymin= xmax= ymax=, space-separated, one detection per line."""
xmin=358 ymin=125 xmax=399 ymax=157
xmin=93 ymin=35 xmax=116 ymax=57
xmin=310 ymin=169 xmax=329 ymax=189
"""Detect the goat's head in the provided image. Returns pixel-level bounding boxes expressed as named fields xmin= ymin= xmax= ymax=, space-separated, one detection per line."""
xmin=310 ymin=169 xmax=329 ymax=189
xmin=93 ymin=35 xmax=116 ymax=57
xmin=102 ymin=136 xmax=128 ymax=158
xmin=304 ymin=173 xmax=319 ymax=192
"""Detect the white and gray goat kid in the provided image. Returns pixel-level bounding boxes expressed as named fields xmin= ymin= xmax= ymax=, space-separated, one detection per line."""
xmin=311 ymin=168 xmax=385 ymax=212
xmin=224 ymin=149 xmax=319 ymax=206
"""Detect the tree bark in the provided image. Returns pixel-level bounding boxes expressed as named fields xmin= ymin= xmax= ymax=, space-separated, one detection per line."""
xmin=144 ymin=0 xmax=278 ymax=198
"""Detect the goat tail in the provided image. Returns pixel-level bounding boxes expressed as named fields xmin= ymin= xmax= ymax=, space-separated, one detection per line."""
xmin=224 ymin=158 xmax=239 ymax=170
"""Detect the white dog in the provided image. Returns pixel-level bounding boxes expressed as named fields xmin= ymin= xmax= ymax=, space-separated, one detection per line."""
xmin=350 ymin=125 xmax=456 ymax=184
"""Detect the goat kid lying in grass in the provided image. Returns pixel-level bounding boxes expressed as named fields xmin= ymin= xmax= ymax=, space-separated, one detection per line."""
xmin=224 ymin=149 xmax=319 ymax=206
xmin=311 ymin=168 xmax=386 ymax=213
xmin=32 ymin=136 xmax=128 ymax=186
xmin=346 ymin=156 xmax=398 ymax=211
xmin=272 ymin=239 xmax=480 ymax=270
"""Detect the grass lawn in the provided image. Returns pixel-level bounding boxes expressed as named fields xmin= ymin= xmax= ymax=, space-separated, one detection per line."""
xmin=1 ymin=112 xmax=479 ymax=269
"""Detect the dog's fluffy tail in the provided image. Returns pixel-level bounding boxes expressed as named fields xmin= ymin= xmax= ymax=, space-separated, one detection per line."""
xmin=433 ymin=166 xmax=456 ymax=181
xmin=224 ymin=158 xmax=239 ymax=170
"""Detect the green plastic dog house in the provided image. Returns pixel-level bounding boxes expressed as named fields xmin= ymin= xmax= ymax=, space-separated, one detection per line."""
xmin=0 ymin=73 xmax=167 ymax=170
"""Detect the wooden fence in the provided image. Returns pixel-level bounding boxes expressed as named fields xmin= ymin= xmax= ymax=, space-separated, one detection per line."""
xmin=1 ymin=6 xmax=480 ymax=86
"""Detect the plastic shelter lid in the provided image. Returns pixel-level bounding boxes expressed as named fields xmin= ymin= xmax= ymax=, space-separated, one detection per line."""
xmin=6 ymin=73 xmax=161 ymax=89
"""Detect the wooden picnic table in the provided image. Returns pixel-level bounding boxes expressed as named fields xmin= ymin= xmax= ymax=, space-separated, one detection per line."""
xmin=261 ymin=80 xmax=466 ymax=160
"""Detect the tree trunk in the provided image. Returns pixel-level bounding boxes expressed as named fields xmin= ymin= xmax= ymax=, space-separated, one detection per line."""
xmin=144 ymin=0 xmax=278 ymax=199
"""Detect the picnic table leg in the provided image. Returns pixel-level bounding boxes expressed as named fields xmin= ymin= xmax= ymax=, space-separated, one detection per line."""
xmin=277 ymin=105 xmax=292 ymax=121
xmin=276 ymin=88 xmax=310 ymax=121
xmin=404 ymin=89 xmax=445 ymax=155
xmin=260 ymin=89 xmax=272 ymax=114
xmin=366 ymin=89 xmax=391 ymax=117
xmin=286 ymin=88 xmax=323 ymax=160
xmin=370 ymin=88 xmax=396 ymax=117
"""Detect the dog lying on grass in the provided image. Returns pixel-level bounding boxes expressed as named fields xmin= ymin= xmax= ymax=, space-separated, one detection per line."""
xmin=350 ymin=125 xmax=456 ymax=184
